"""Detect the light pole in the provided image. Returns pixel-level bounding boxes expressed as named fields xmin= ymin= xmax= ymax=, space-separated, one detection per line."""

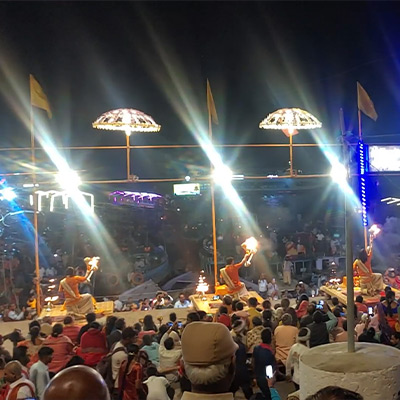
xmin=92 ymin=108 xmax=161 ymax=180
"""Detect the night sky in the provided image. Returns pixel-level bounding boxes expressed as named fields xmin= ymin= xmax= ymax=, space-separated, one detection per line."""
xmin=1 ymin=1 xmax=400 ymax=192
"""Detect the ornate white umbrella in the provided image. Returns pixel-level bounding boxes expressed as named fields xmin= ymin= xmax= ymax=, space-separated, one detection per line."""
xmin=259 ymin=108 xmax=322 ymax=176
xmin=93 ymin=108 xmax=161 ymax=179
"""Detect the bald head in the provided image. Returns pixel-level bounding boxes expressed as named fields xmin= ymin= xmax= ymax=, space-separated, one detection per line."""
xmin=4 ymin=361 xmax=22 ymax=383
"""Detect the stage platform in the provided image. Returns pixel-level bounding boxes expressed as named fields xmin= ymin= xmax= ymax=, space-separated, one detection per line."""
xmin=39 ymin=301 xmax=114 ymax=322
xmin=190 ymin=291 xmax=264 ymax=314
xmin=320 ymin=285 xmax=400 ymax=307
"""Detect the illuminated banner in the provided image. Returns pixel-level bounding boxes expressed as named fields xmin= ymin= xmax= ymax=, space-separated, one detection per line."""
xmin=173 ymin=183 xmax=200 ymax=196
xmin=369 ymin=145 xmax=400 ymax=172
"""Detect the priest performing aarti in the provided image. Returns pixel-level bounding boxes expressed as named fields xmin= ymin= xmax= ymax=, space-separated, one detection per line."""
xmin=59 ymin=257 xmax=99 ymax=317
xmin=216 ymin=237 xmax=258 ymax=299
xmin=353 ymin=225 xmax=384 ymax=296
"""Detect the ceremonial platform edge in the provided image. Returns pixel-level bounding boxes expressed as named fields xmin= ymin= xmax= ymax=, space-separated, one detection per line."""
xmin=190 ymin=291 xmax=264 ymax=314
xmin=39 ymin=301 xmax=114 ymax=322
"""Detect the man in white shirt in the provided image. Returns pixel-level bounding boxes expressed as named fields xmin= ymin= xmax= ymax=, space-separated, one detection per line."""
xmin=7 ymin=304 xmax=25 ymax=321
xmin=30 ymin=346 xmax=53 ymax=399
xmin=258 ymin=274 xmax=268 ymax=298
xmin=158 ymin=324 xmax=182 ymax=383
xmin=174 ymin=293 xmax=192 ymax=309
xmin=111 ymin=327 xmax=138 ymax=393
xmin=4 ymin=361 xmax=35 ymax=400
xmin=143 ymin=366 xmax=171 ymax=400
xmin=181 ymin=322 xmax=238 ymax=400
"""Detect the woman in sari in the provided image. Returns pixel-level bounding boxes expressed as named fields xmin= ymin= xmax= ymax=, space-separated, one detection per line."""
xmin=17 ymin=326 xmax=44 ymax=367
xmin=380 ymin=290 xmax=400 ymax=333
xmin=295 ymin=294 xmax=309 ymax=319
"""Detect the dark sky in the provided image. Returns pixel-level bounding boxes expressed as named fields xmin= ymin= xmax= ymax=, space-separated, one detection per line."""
xmin=1 ymin=1 xmax=400 ymax=188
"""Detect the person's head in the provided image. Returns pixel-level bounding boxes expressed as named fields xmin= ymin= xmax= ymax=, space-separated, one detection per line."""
xmin=248 ymin=297 xmax=258 ymax=308
xmin=89 ymin=322 xmax=101 ymax=331
xmin=143 ymin=315 xmax=155 ymax=330
xmin=366 ymin=327 xmax=376 ymax=337
xmin=164 ymin=337 xmax=175 ymax=350
xmin=42 ymin=365 xmax=111 ymax=400
xmin=169 ymin=312 xmax=177 ymax=323
xmin=231 ymin=299 xmax=239 ymax=312
xmin=86 ymin=312 xmax=96 ymax=324
xmin=222 ymin=295 xmax=232 ymax=307
xmin=299 ymin=294 xmax=309 ymax=303
xmin=142 ymin=335 xmax=153 ymax=346
xmin=331 ymin=297 xmax=339 ymax=307
xmin=386 ymin=290 xmax=396 ymax=303
xmin=187 ymin=312 xmax=200 ymax=323
xmin=63 ymin=316 xmax=74 ymax=326
xmin=115 ymin=318 xmax=126 ymax=331
xmin=226 ymin=257 xmax=234 ymax=265
xmin=390 ymin=332 xmax=400 ymax=346
xmin=271 ymin=278 xmax=276 ymax=284
xmin=29 ymin=320 xmax=41 ymax=331
xmin=106 ymin=315 xmax=117 ymax=328
xmin=219 ymin=306 xmax=228 ymax=315
xmin=313 ymin=310 xmax=323 ymax=323
xmin=147 ymin=366 xmax=158 ymax=378
xmin=133 ymin=323 xmax=142 ymax=332
xmin=178 ymin=293 xmax=186 ymax=303
xmin=66 ymin=267 xmax=75 ymax=277
xmin=4 ymin=360 xmax=22 ymax=384
xmin=281 ymin=298 xmax=290 ymax=309
xmin=355 ymin=295 xmax=363 ymax=304
xmin=197 ymin=311 xmax=208 ymax=321
xmin=156 ymin=291 xmax=163 ymax=301
xmin=38 ymin=346 xmax=54 ymax=365
xmin=64 ymin=356 xmax=85 ymax=369
xmin=121 ymin=327 xmax=138 ymax=346
xmin=385 ymin=286 xmax=392 ymax=294
xmin=28 ymin=325 xmax=40 ymax=341
xmin=51 ymin=323 xmax=63 ymax=338
xmin=358 ymin=249 xmax=368 ymax=264
xmin=262 ymin=309 xmax=272 ymax=321
xmin=262 ymin=299 xmax=272 ymax=310
xmin=282 ymin=313 xmax=293 ymax=326
xmin=307 ymin=303 xmax=316 ymax=316
xmin=297 ymin=327 xmax=311 ymax=346
xmin=261 ymin=328 xmax=272 ymax=345
xmin=305 ymin=385 xmax=363 ymax=400
xmin=236 ymin=302 xmax=244 ymax=311
xmin=252 ymin=316 xmax=262 ymax=327
xmin=12 ymin=346 xmax=29 ymax=366
xmin=158 ymin=325 xmax=168 ymax=341
xmin=181 ymin=322 xmax=238 ymax=394
xmin=333 ymin=308 xmax=341 ymax=318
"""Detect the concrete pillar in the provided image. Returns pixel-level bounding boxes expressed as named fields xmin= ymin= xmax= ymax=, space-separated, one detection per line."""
xmin=300 ymin=342 xmax=400 ymax=400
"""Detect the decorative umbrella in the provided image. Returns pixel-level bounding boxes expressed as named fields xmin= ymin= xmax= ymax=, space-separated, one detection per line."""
xmin=92 ymin=108 xmax=161 ymax=179
xmin=259 ymin=108 xmax=322 ymax=176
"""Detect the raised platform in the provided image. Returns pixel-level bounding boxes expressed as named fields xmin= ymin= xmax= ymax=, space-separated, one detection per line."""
xmin=320 ymin=285 xmax=400 ymax=306
xmin=190 ymin=291 xmax=264 ymax=314
xmin=39 ymin=301 xmax=114 ymax=322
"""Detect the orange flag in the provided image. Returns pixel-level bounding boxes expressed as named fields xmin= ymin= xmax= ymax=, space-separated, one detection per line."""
xmin=30 ymin=74 xmax=52 ymax=118
xmin=207 ymin=79 xmax=218 ymax=125
xmin=357 ymin=82 xmax=377 ymax=121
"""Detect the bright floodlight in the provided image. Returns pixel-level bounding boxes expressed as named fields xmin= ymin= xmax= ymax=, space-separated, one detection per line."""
xmin=56 ymin=170 xmax=81 ymax=192
xmin=213 ymin=165 xmax=233 ymax=185
xmin=259 ymin=108 xmax=322 ymax=131
xmin=0 ymin=187 xmax=17 ymax=201
xmin=92 ymin=108 xmax=161 ymax=135
xmin=330 ymin=162 xmax=347 ymax=185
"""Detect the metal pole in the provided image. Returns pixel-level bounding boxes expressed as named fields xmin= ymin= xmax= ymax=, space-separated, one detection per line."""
xmin=30 ymin=104 xmax=41 ymax=316
xmin=289 ymin=134 xmax=293 ymax=177
xmin=340 ymin=108 xmax=355 ymax=352
xmin=126 ymin=134 xmax=131 ymax=180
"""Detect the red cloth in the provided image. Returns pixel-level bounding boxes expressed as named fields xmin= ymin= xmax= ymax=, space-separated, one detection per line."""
xmin=225 ymin=262 xmax=243 ymax=287
xmin=217 ymin=314 xmax=231 ymax=329
xmin=77 ymin=328 xmax=108 ymax=367
xmin=296 ymin=300 xmax=309 ymax=319
xmin=62 ymin=324 xmax=81 ymax=344
xmin=118 ymin=360 xmax=143 ymax=400
xmin=356 ymin=302 xmax=368 ymax=314
xmin=42 ymin=335 xmax=74 ymax=373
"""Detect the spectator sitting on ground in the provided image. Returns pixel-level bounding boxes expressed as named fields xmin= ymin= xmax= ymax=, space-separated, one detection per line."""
xmin=262 ymin=310 xmax=277 ymax=332
xmin=358 ymin=327 xmax=379 ymax=343
xmin=158 ymin=322 xmax=182 ymax=383
xmin=0 ymin=335 xmax=11 ymax=363
xmin=141 ymin=334 xmax=160 ymax=367
xmin=334 ymin=320 xmax=354 ymax=343
xmin=168 ymin=312 xmax=177 ymax=325
xmin=104 ymin=316 xmax=118 ymax=336
xmin=7 ymin=304 xmax=26 ymax=321
xmin=16 ymin=326 xmax=43 ymax=366
xmin=300 ymin=304 xmax=316 ymax=328
xmin=277 ymin=298 xmax=298 ymax=327
xmin=198 ymin=311 xmax=212 ymax=322
xmin=305 ymin=385 xmax=363 ymax=400
xmin=307 ymin=303 xmax=337 ymax=348
xmin=247 ymin=316 xmax=264 ymax=353
xmin=180 ymin=322 xmax=238 ymax=400
xmin=107 ymin=318 xmax=126 ymax=349
xmin=174 ymin=293 xmax=192 ymax=309
xmin=77 ymin=312 xmax=96 ymax=344
xmin=118 ymin=344 xmax=143 ymax=400
xmin=217 ymin=306 xmax=231 ymax=329
xmin=77 ymin=322 xmax=108 ymax=367
xmin=62 ymin=316 xmax=80 ymax=345
xmin=234 ymin=302 xmax=250 ymax=326
xmin=29 ymin=346 xmax=54 ymax=399
xmin=143 ymin=365 xmax=173 ymax=400
xmin=3 ymin=360 xmax=35 ymax=400
xmin=222 ymin=295 xmax=233 ymax=315
xmin=12 ymin=346 xmax=30 ymax=378
xmin=248 ymin=297 xmax=262 ymax=329
xmin=274 ymin=314 xmax=298 ymax=364
xmin=355 ymin=295 xmax=368 ymax=314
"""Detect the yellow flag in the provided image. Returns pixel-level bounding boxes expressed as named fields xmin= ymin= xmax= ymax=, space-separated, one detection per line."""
xmin=30 ymin=74 xmax=52 ymax=118
xmin=207 ymin=79 xmax=218 ymax=125
xmin=357 ymin=82 xmax=377 ymax=121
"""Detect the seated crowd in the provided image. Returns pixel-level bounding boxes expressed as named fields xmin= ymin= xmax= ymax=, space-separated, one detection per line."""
xmin=0 ymin=288 xmax=394 ymax=400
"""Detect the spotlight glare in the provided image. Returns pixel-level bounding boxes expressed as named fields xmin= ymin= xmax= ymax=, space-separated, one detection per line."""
xmin=330 ymin=163 xmax=347 ymax=185
xmin=56 ymin=170 xmax=81 ymax=192
xmin=0 ymin=187 xmax=17 ymax=201
xmin=213 ymin=165 xmax=233 ymax=185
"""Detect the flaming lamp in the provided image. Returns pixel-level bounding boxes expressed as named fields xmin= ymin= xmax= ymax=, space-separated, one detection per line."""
xmin=241 ymin=237 xmax=258 ymax=266
xmin=196 ymin=270 xmax=209 ymax=300
xmin=369 ymin=224 xmax=381 ymax=240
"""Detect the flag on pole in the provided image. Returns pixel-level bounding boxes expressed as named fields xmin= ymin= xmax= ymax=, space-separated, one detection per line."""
xmin=207 ymin=79 xmax=219 ymax=125
xmin=30 ymin=74 xmax=52 ymax=118
xmin=357 ymin=82 xmax=377 ymax=121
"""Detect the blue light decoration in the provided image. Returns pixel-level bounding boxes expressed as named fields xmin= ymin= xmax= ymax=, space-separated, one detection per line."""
xmin=357 ymin=140 xmax=369 ymax=227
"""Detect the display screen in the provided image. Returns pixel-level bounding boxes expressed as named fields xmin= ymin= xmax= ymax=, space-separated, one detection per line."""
xmin=173 ymin=183 xmax=201 ymax=196
xmin=369 ymin=145 xmax=400 ymax=172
